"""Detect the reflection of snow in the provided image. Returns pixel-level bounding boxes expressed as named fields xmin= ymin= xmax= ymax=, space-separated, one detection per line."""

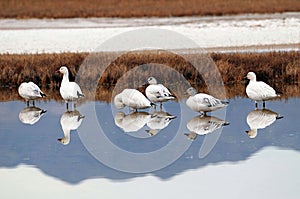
xmin=0 ymin=12 xmax=299 ymax=54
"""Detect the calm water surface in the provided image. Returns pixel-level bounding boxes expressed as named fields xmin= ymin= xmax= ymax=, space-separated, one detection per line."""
xmin=1 ymin=87 xmax=300 ymax=198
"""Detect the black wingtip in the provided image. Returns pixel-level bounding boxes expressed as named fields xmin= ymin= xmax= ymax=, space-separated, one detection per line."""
xmin=223 ymin=122 xmax=230 ymax=126
xmin=41 ymin=110 xmax=47 ymax=114
xmin=276 ymin=115 xmax=284 ymax=120
xmin=77 ymin=91 xmax=85 ymax=98
xmin=222 ymin=100 xmax=229 ymax=105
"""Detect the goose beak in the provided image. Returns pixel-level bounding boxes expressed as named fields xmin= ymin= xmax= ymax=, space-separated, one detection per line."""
xmin=142 ymin=82 xmax=148 ymax=87
xmin=56 ymin=69 xmax=61 ymax=73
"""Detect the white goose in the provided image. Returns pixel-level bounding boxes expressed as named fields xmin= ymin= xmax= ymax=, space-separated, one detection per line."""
xmin=114 ymin=111 xmax=151 ymax=133
xmin=246 ymin=108 xmax=283 ymax=139
xmin=185 ymin=87 xmax=229 ymax=115
xmin=246 ymin=72 xmax=280 ymax=108
xmin=18 ymin=82 xmax=46 ymax=106
xmin=185 ymin=115 xmax=229 ymax=140
xmin=145 ymin=77 xmax=175 ymax=107
xmin=19 ymin=106 xmax=47 ymax=125
xmin=57 ymin=66 xmax=84 ymax=110
xmin=58 ymin=110 xmax=85 ymax=145
xmin=114 ymin=88 xmax=153 ymax=110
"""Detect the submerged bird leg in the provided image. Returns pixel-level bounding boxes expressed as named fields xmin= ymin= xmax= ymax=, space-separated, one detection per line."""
xmin=263 ymin=101 xmax=266 ymax=108
xmin=255 ymin=101 xmax=258 ymax=109
xmin=66 ymin=101 xmax=69 ymax=110
xmin=32 ymin=100 xmax=35 ymax=106
xmin=74 ymin=102 xmax=77 ymax=109
xmin=26 ymin=101 xmax=29 ymax=107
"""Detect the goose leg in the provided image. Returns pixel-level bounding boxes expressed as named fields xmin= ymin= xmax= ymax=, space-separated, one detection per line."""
xmin=255 ymin=101 xmax=258 ymax=109
xmin=66 ymin=102 xmax=69 ymax=110
xmin=33 ymin=100 xmax=35 ymax=106
xmin=26 ymin=101 xmax=29 ymax=107
xmin=74 ymin=102 xmax=77 ymax=109
xmin=263 ymin=101 xmax=265 ymax=108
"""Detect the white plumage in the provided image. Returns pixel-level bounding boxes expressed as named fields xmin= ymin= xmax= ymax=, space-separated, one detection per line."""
xmin=114 ymin=111 xmax=151 ymax=132
xmin=57 ymin=66 xmax=84 ymax=110
xmin=18 ymin=82 xmax=46 ymax=106
xmin=185 ymin=115 xmax=229 ymax=140
xmin=146 ymin=111 xmax=176 ymax=136
xmin=18 ymin=106 xmax=47 ymax=125
xmin=58 ymin=110 xmax=85 ymax=145
xmin=246 ymin=108 xmax=283 ymax=138
xmin=185 ymin=87 xmax=228 ymax=114
xmin=246 ymin=72 xmax=280 ymax=107
xmin=114 ymin=88 xmax=152 ymax=110
xmin=145 ymin=77 xmax=175 ymax=106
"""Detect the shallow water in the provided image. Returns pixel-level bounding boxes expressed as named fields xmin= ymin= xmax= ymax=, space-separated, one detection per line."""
xmin=0 ymin=87 xmax=300 ymax=198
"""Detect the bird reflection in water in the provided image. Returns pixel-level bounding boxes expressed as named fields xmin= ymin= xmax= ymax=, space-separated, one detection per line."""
xmin=146 ymin=110 xmax=176 ymax=136
xmin=246 ymin=108 xmax=283 ymax=138
xmin=58 ymin=110 xmax=85 ymax=145
xmin=19 ymin=106 xmax=47 ymax=125
xmin=185 ymin=115 xmax=230 ymax=140
xmin=114 ymin=111 xmax=152 ymax=133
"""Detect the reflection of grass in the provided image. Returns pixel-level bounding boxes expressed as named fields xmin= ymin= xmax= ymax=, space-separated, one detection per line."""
xmin=0 ymin=0 xmax=299 ymax=18
xmin=0 ymin=51 xmax=298 ymax=102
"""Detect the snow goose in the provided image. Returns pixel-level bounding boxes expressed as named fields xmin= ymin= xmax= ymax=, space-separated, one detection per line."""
xmin=57 ymin=66 xmax=84 ymax=110
xmin=246 ymin=72 xmax=280 ymax=108
xmin=146 ymin=111 xmax=176 ymax=136
xmin=114 ymin=88 xmax=153 ymax=111
xmin=246 ymin=108 xmax=283 ymax=139
xmin=145 ymin=77 xmax=175 ymax=107
xmin=58 ymin=110 xmax=85 ymax=145
xmin=18 ymin=106 xmax=47 ymax=125
xmin=185 ymin=87 xmax=229 ymax=115
xmin=114 ymin=111 xmax=151 ymax=133
xmin=18 ymin=82 xmax=46 ymax=106
xmin=185 ymin=115 xmax=229 ymax=140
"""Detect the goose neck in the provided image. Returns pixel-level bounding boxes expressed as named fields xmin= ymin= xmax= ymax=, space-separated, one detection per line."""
xmin=62 ymin=73 xmax=69 ymax=84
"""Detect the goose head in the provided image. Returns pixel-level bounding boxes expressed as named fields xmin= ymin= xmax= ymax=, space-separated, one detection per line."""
xmin=57 ymin=66 xmax=69 ymax=75
xmin=57 ymin=137 xmax=70 ymax=145
xmin=245 ymin=129 xmax=257 ymax=139
xmin=185 ymin=87 xmax=197 ymax=96
xmin=246 ymin=72 xmax=256 ymax=81
xmin=184 ymin=132 xmax=198 ymax=140
xmin=147 ymin=77 xmax=158 ymax=85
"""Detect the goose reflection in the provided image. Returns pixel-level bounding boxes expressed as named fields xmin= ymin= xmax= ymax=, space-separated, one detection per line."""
xmin=19 ymin=106 xmax=47 ymax=125
xmin=114 ymin=111 xmax=151 ymax=133
xmin=185 ymin=115 xmax=230 ymax=140
xmin=58 ymin=110 xmax=85 ymax=145
xmin=246 ymin=108 xmax=283 ymax=138
xmin=146 ymin=111 xmax=176 ymax=136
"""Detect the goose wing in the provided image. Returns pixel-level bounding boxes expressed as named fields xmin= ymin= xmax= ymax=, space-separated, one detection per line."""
xmin=194 ymin=93 xmax=223 ymax=107
xmin=158 ymin=84 xmax=172 ymax=96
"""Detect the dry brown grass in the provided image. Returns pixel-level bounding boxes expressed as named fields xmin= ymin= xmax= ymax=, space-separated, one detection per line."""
xmin=0 ymin=0 xmax=299 ymax=18
xmin=0 ymin=50 xmax=299 ymax=102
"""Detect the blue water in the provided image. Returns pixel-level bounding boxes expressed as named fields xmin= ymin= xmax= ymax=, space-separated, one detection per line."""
xmin=0 ymin=95 xmax=299 ymax=184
